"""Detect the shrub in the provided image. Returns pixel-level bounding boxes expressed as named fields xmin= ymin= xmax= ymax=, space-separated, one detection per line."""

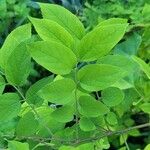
xmin=0 ymin=2 xmax=150 ymax=150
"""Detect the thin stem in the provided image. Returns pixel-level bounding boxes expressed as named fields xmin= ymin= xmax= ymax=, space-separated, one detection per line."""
xmin=74 ymin=64 xmax=79 ymax=142
xmin=2 ymin=123 xmax=150 ymax=144
xmin=73 ymin=122 xmax=150 ymax=145
xmin=96 ymin=91 xmax=100 ymax=100
xmin=122 ymin=134 xmax=130 ymax=150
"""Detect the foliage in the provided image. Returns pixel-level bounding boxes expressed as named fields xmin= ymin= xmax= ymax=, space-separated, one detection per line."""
xmin=82 ymin=0 xmax=150 ymax=61
xmin=0 ymin=0 xmax=31 ymax=45
xmin=82 ymin=0 xmax=150 ymax=29
xmin=0 ymin=2 xmax=150 ymax=150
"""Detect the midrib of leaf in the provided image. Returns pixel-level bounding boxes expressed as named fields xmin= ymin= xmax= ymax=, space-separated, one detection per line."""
xmin=48 ymin=9 xmax=81 ymax=39
xmin=38 ymin=23 xmax=70 ymax=47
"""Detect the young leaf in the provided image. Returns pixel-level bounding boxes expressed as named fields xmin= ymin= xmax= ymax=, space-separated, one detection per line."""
xmin=5 ymin=42 xmax=31 ymax=86
xmin=106 ymin=112 xmax=118 ymax=125
xmin=102 ymin=87 xmax=124 ymax=107
xmin=132 ymin=56 xmax=150 ymax=79
xmin=77 ymin=20 xmax=128 ymax=61
xmin=8 ymin=141 xmax=29 ymax=150
xmin=0 ymin=93 xmax=21 ymax=122
xmin=39 ymin=78 xmax=76 ymax=105
xmin=27 ymin=41 xmax=77 ymax=75
xmin=39 ymin=3 xmax=85 ymax=39
xmin=0 ymin=24 xmax=31 ymax=68
xmin=139 ymin=103 xmax=150 ymax=114
xmin=29 ymin=17 xmax=74 ymax=48
xmin=79 ymin=96 xmax=109 ymax=117
xmin=79 ymin=117 xmax=96 ymax=131
xmin=51 ymin=105 xmax=74 ymax=123
xmin=26 ymin=76 xmax=53 ymax=106
xmin=16 ymin=111 xmax=39 ymax=136
xmin=78 ymin=64 xmax=127 ymax=91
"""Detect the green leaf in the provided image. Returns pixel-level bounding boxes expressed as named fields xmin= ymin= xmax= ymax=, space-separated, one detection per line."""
xmin=27 ymin=41 xmax=77 ymax=75
xmin=106 ymin=112 xmax=118 ymax=125
xmin=39 ymin=78 xmax=76 ymax=105
xmin=102 ymin=87 xmax=124 ymax=107
xmin=79 ymin=96 xmax=109 ymax=117
xmin=26 ymin=76 xmax=53 ymax=106
xmin=144 ymin=144 xmax=150 ymax=150
xmin=39 ymin=3 xmax=85 ymax=39
xmin=97 ymin=55 xmax=136 ymax=74
xmin=0 ymin=24 xmax=31 ymax=69
xmin=0 ymin=93 xmax=21 ymax=122
xmin=139 ymin=103 xmax=150 ymax=114
xmin=77 ymin=20 xmax=128 ymax=61
xmin=59 ymin=146 xmax=76 ymax=150
xmin=79 ymin=117 xmax=96 ymax=131
xmin=29 ymin=17 xmax=74 ymax=48
xmin=5 ymin=42 xmax=31 ymax=86
xmin=78 ymin=64 xmax=127 ymax=91
xmin=96 ymin=18 xmax=127 ymax=27
xmin=51 ymin=105 xmax=74 ymax=123
xmin=114 ymin=33 xmax=142 ymax=55
xmin=0 ymin=118 xmax=18 ymax=133
xmin=0 ymin=75 xmax=5 ymax=94
xmin=132 ymin=56 xmax=150 ymax=79
xmin=16 ymin=111 xmax=39 ymax=136
xmin=76 ymin=143 xmax=95 ymax=150
xmin=8 ymin=141 xmax=29 ymax=150
xmin=36 ymin=106 xmax=64 ymax=136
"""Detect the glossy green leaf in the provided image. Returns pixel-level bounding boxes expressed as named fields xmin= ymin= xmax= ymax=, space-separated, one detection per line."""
xmin=27 ymin=41 xmax=77 ymax=75
xmin=77 ymin=20 xmax=128 ymax=61
xmin=16 ymin=111 xmax=39 ymax=136
xmin=39 ymin=78 xmax=76 ymax=105
xmin=5 ymin=42 xmax=31 ymax=86
xmin=139 ymin=103 xmax=150 ymax=114
xmin=51 ymin=105 xmax=74 ymax=123
xmin=0 ymin=24 xmax=31 ymax=68
xmin=39 ymin=3 xmax=85 ymax=39
xmin=106 ymin=112 xmax=118 ymax=125
xmin=0 ymin=93 xmax=21 ymax=122
xmin=79 ymin=117 xmax=96 ymax=131
xmin=102 ymin=87 xmax=124 ymax=107
xmin=29 ymin=17 xmax=74 ymax=48
xmin=79 ymin=96 xmax=109 ymax=117
xmin=78 ymin=64 xmax=127 ymax=91
xmin=8 ymin=141 xmax=29 ymax=150
xmin=132 ymin=56 xmax=150 ymax=79
xmin=26 ymin=76 xmax=53 ymax=106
